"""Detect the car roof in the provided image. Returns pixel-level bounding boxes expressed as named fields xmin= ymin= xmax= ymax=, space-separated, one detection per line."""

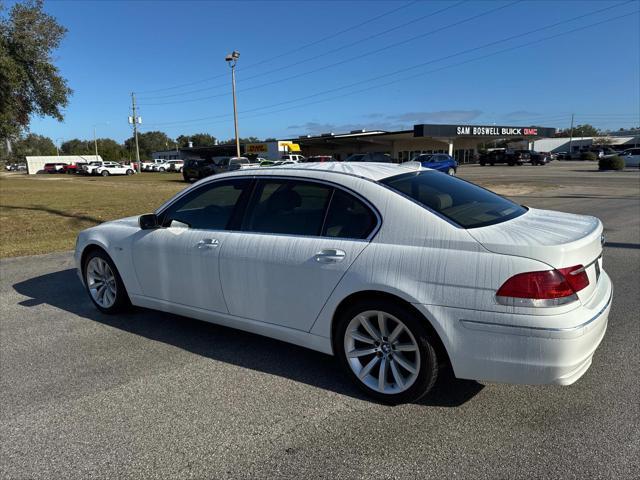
xmin=220 ymin=161 xmax=427 ymax=182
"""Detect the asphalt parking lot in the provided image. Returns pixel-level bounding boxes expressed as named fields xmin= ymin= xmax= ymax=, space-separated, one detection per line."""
xmin=1 ymin=161 xmax=639 ymax=479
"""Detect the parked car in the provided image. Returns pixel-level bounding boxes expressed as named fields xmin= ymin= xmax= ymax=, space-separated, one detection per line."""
xmin=182 ymin=156 xmax=257 ymax=182
xmin=411 ymin=153 xmax=457 ymax=175
xmin=515 ymin=150 xmax=550 ymax=165
xmin=94 ymin=162 xmax=136 ymax=176
xmin=280 ymin=154 xmax=306 ymax=162
xmin=43 ymin=162 xmax=68 ymax=173
xmin=153 ymin=160 xmax=184 ymax=172
xmin=5 ymin=163 xmax=26 ymax=171
xmin=75 ymin=162 xmax=611 ymax=404
xmin=141 ymin=159 xmax=165 ymax=171
xmin=82 ymin=161 xmax=104 ymax=175
xmin=63 ymin=162 xmax=87 ymax=174
xmin=345 ymin=152 xmax=393 ymax=163
xmin=618 ymin=148 xmax=640 ymax=167
xmin=479 ymin=149 xmax=524 ymax=166
xmin=307 ymin=155 xmax=335 ymax=162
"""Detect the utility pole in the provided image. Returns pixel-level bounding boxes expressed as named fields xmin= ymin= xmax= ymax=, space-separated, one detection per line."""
xmin=131 ymin=92 xmax=141 ymax=172
xmin=567 ymin=113 xmax=575 ymax=157
xmin=93 ymin=127 xmax=98 ymax=159
xmin=225 ymin=51 xmax=241 ymax=158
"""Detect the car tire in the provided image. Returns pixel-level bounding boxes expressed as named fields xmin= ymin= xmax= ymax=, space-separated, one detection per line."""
xmin=335 ymin=298 xmax=439 ymax=405
xmin=101 ymin=170 xmax=109 ymax=176
xmin=479 ymin=161 xmax=485 ymax=166
xmin=126 ymin=169 xmax=134 ymax=175
xmin=159 ymin=167 xmax=165 ymax=172
xmin=447 ymin=168 xmax=455 ymax=176
xmin=83 ymin=249 xmax=130 ymax=314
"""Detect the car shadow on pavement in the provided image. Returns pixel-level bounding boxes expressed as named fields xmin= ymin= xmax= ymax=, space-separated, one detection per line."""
xmin=13 ymin=268 xmax=483 ymax=407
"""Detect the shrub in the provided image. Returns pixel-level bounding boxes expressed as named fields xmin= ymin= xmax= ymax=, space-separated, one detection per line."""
xmin=598 ymin=156 xmax=625 ymax=171
xmin=580 ymin=151 xmax=597 ymax=161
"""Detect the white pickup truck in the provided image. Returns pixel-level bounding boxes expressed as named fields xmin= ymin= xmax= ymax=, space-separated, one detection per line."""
xmin=140 ymin=159 xmax=165 ymax=171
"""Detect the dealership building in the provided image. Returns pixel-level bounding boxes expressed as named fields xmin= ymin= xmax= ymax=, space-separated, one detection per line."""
xmin=287 ymin=124 xmax=557 ymax=162
xmin=154 ymin=123 xmax=557 ymax=163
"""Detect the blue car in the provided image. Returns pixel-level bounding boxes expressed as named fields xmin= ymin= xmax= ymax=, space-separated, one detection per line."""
xmin=413 ymin=153 xmax=458 ymax=175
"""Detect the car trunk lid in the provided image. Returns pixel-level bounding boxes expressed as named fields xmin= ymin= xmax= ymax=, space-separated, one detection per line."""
xmin=467 ymin=208 xmax=604 ymax=302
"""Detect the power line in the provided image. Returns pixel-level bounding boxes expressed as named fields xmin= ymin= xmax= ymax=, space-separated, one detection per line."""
xmin=139 ymin=0 xmax=521 ymax=106
xmin=139 ymin=0 xmax=633 ymax=108
xmin=137 ymin=0 xmax=466 ymax=101
xmin=143 ymin=4 xmax=637 ymax=127
xmin=144 ymin=8 xmax=638 ymax=130
xmin=134 ymin=0 xmax=419 ymax=95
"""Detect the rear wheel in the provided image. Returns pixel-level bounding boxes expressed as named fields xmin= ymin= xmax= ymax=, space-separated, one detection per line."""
xmin=101 ymin=170 xmax=109 ymax=176
xmin=126 ymin=169 xmax=134 ymax=175
xmin=335 ymin=299 xmax=439 ymax=404
xmin=83 ymin=249 xmax=130 ymax=314
xmin=159 ymin=167 xmax=166 ymax=172
xmin=447 ymin=167 xmax=455 ymax=176
xmin=479 ymin=161 xmax=485 ymax=166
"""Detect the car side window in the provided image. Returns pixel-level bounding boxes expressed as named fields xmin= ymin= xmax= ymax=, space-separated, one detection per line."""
xmin=323 ymin=189 xmax=377 ymax=239
xmin=162 ymin=179 xmax=251 ymax=230
xmin=242 ymin=180 xmax=332 ymax=236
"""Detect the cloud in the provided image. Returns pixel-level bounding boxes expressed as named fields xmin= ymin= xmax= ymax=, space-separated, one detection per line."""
xmin=503 ymin=110 xmax=540 ymax=120
xmin=288 ymin=110 xmax=483 ymax=135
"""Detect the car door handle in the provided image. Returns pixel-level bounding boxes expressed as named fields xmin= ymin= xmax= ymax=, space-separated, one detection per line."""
xmin=196 ymin=238 xmax=219 ymax=248
xmin=315 ymin=249 xmax=346 ymax=263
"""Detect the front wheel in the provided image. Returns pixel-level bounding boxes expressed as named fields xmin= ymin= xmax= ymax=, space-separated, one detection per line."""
xmin=159 ymin=167 xmax=166 ymax=172
xmin=335 ymin=299 xmax=439 ymax=404
xmin=83 ymin=249 xmax=130 ymax=313
xmin=126 ymin=169 xmax=134 ymax=175
xmin=101 ymin=170 xmax=109 ymax=176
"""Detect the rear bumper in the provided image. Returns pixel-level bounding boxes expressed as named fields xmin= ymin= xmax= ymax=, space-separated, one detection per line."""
xmin=419 ymin=271 xmax=612 ymax=385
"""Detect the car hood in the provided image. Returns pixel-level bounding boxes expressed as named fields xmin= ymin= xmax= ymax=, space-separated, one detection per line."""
xmin=467 ymin=207 xmax=602 ymax=269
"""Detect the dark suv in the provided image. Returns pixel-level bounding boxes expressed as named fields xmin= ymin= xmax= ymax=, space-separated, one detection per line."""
xmin=182 ymin=156 xmax=252 ymax=183
xmin=515 ymin=150 xmax=550 ymax=165
xmin=479 ymin=149 xmax=524 ymax=166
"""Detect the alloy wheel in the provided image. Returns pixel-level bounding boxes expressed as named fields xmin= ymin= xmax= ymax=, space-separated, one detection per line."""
xmin=86 ymin=257 xmax=117 ymax=308
xmin=344 ymin=310 xmax=420 ymax=395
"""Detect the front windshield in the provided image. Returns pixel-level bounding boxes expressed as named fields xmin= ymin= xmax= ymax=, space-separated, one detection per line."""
xmin=381 ymin=171 xmax=527 ymax=229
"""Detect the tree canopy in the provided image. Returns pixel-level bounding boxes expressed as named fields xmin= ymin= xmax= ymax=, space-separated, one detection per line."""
xmin=176 ymin=133 xmax=216 ymax=148
xmin=0 ymin=0 xmax=71 ymax=140
xmin=124 ymin=131 xmax=173 ymax=160
xmin=555 ymin=124 xmax=600 ymax=137
xmin=12 ymin=133 xmax=56 ymax=156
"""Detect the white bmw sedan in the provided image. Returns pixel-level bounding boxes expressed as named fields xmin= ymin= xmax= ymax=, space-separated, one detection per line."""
xmin=75 ymin=162 xmax=612 ymax=404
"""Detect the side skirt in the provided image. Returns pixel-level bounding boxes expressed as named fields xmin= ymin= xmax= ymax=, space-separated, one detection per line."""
xmin=130 ymin=294 xmax=334 ymax=355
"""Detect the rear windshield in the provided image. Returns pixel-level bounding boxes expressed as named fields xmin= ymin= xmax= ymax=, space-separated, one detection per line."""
xmin=381 ymin=171 xmax=527 ymax=228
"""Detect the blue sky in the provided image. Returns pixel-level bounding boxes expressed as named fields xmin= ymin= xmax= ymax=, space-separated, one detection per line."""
xmin=22 ymin=0 xmax=640 ymax=143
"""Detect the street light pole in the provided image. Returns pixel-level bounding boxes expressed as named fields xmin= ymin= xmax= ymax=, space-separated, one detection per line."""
xmin=226 ymin=50 xmax=241 ymax=158
xmin=93 ymin=127 xmax=98 ymax=159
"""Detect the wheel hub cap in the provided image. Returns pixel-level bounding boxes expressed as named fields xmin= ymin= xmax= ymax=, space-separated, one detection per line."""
xmin=86 ymin=257 xmax=117 ymax=308
xmin=344 ymin=310 xmax=421 ymax=395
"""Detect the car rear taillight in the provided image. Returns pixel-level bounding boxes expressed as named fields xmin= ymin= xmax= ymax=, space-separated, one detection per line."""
xmin=496 ymin=265 xmax=588 ymax=307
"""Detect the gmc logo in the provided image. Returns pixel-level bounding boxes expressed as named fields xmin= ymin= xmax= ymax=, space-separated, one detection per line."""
xmin=524 ymin=128 xmax=538 ymax=135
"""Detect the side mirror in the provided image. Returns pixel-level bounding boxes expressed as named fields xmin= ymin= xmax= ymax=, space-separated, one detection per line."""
xmin=139 ymin=213 xmax=160 ymax=230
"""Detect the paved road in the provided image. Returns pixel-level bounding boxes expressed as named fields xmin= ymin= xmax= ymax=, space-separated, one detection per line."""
xmin=1 ymin=162 xmax=639 ymax=479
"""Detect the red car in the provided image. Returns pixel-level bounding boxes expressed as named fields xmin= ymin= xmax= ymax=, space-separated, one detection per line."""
xmin=43 ymin=162 xmax=67 ymax=173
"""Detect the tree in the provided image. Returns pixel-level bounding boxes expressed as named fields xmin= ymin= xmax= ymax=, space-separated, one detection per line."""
xmin=176 ymin=133 xmax=216 ymax=148
xmin=124 ymin=131 xmax=172 ymax=160
xmin=96 ymin=138 xmax=126 ymax=160
xmin=12 ymin=133 xmax=56 ymax=156
xmin=0 ymin=0 xmax=72 ymax=141
xmin=555 ymin=124 xmax=600 ymax=137
xmin=61 ymin=138 xmax=92 ymax=155
xmin=219 ymin=136 xmax=261 ymax=144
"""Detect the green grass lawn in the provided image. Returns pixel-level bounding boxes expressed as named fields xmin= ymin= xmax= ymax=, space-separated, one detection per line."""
xmin=0 ymin=172 xmax=187 ymax=257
